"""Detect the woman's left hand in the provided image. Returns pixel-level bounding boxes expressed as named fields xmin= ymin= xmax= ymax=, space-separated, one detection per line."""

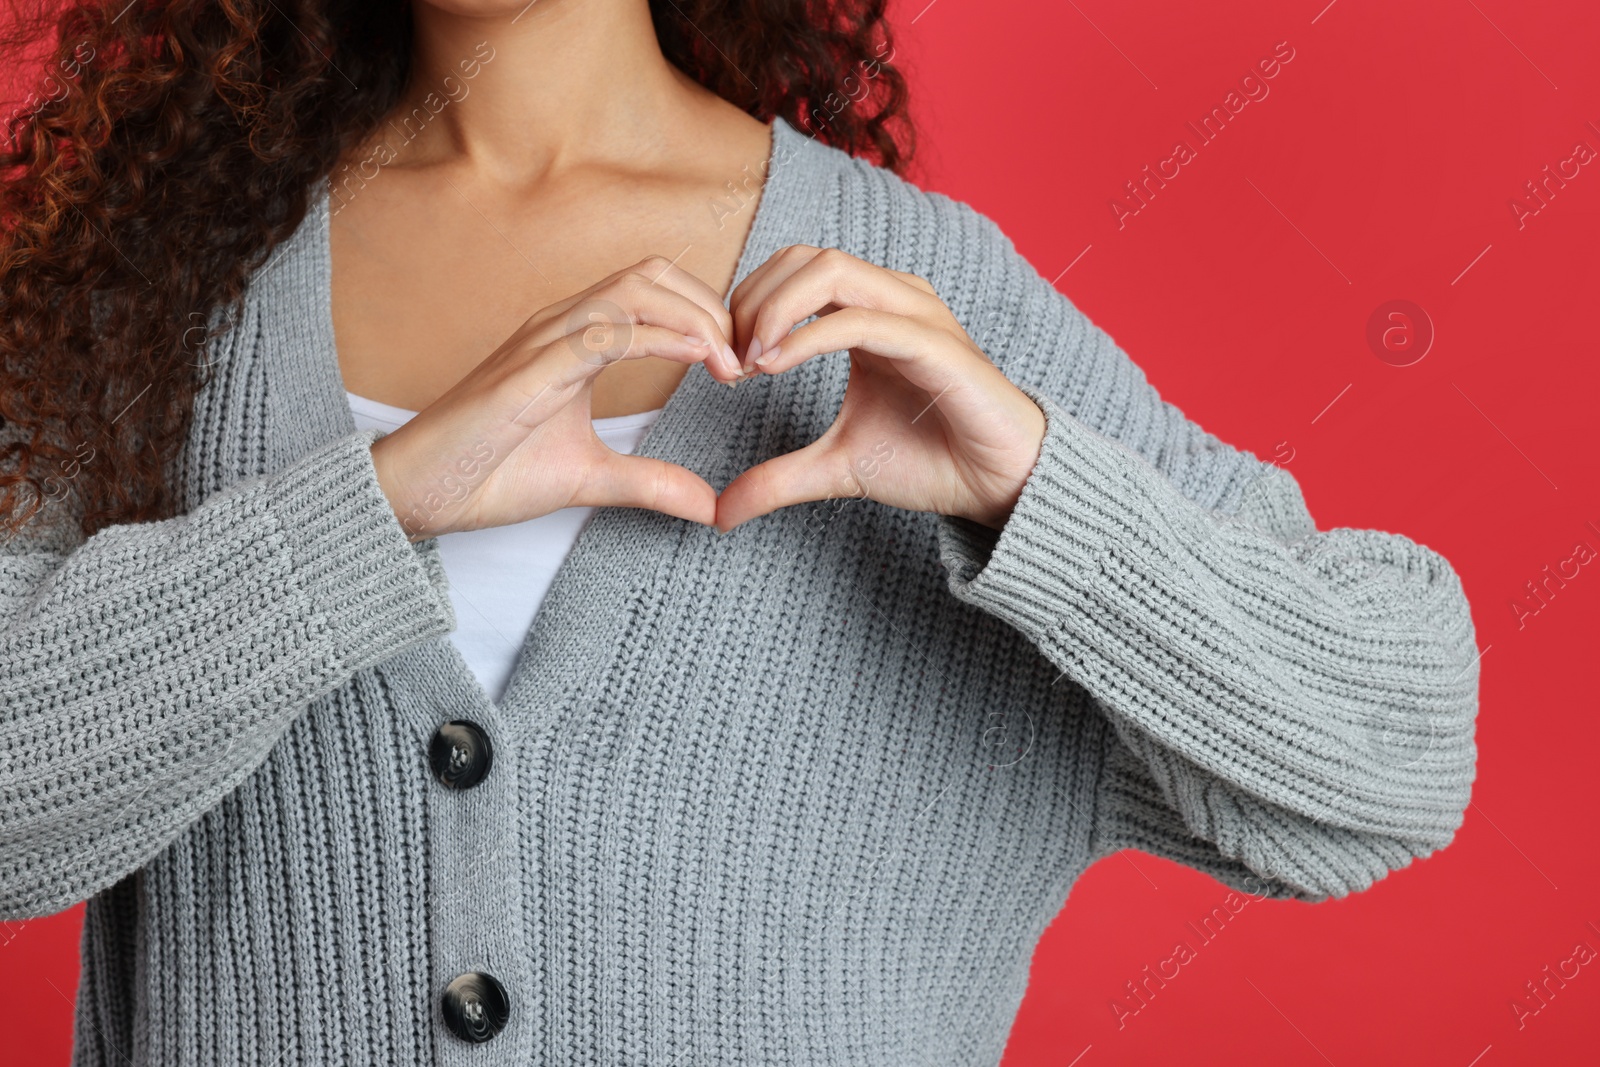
xmin=716 ymin=245 xmax=1047 ymax=533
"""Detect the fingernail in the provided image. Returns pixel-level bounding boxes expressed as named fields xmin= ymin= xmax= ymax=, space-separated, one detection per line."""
xmin=686 ymin=335 xmax=709 ymax=348
xmin=754 ymin=345 xmax=780 ymax=368
xmin=745 ymin=337 xmax=762 ymax=371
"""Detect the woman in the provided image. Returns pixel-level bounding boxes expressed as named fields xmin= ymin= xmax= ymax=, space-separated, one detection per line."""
xmin=0 ymin=1 xmax=1478 ymax=1064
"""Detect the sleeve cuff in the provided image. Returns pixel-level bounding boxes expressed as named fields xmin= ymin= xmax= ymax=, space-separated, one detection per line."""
xmin=936 ymin=386 xmax=1156 ymax=630
xmin=272 ymin=429 xmax=456 ymax=673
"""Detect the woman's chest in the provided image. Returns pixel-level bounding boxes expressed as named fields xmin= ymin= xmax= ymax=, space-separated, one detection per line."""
xmin=327 ymin=172 xmax=759 ymax=416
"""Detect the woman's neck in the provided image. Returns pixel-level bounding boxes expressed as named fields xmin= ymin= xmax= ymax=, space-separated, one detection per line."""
xmin=392 ymin=0 xmax=706 ymax=182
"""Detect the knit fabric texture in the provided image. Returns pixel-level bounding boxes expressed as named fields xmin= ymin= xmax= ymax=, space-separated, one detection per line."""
xmin=0 ymin=117 xmax=1480 ymax=1066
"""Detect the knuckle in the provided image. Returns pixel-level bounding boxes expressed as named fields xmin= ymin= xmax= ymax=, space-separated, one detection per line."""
xmin=611 ymin=273 xmax=652 ymax=301
xmin=637 ymin=254 xmax=673 ymax=275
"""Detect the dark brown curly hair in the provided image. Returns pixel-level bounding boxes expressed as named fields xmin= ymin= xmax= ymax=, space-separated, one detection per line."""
xmin=0 ymin=0 xmax=912 ymax=541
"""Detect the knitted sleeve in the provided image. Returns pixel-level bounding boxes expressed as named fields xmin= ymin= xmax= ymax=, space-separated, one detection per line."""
xmin=0 ymin=428 xmax=455 ymax=919
xmin=931 ymin=202 xmax=1480 ymax=901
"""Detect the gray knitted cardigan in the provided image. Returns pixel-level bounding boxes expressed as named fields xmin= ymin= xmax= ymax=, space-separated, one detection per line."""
xmin=2 ymin=117 xmax=1478 ymax=1066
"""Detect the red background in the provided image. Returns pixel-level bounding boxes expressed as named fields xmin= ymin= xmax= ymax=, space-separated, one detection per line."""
xmin=4 ymin=1 xmax=1599 ymax=1064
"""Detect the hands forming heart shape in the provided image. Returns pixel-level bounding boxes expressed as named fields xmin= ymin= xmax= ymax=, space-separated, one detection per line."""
xmin=369 ymin=246 xmax=1047 ymax=541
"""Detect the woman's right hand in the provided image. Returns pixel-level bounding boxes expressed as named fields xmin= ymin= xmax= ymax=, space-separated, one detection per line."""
xmin=369 ymin=257 xmax=744 ymax=539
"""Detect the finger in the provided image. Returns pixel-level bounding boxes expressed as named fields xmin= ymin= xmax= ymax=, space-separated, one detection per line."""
xmin=542 ymin=257 xmax=741 ymax=378
xmin=574 ymin=273 xmax=743 ymax=381
xmin=749 ymin=249 xmax=937 ymax=347
xmin=727 ymin=243 xmax=820 ymax=310
xmin=883 ymin=267 xmax=938 ymax=295
xmin=634 ymin=256 xmax=737 ymax=350
xmin=617 ymin=267 xmax=743 ymax=380
xmin=579 ymin=451 xmax=719 ymax=526
xmin=492 ymin=325 xmax=717 ymax=430
xmin=734 ymin=247 xmax=939 ymax=371
xmin=714 ymin=438 xmax=853 ymax=533
xmin=551 ymin=256 xmax=733 ymax=340
xmin=559 ymin=323 xmax=724 ymax=375
xmin=747 ymin=307 xmax=941 ymax=371
xmin=728 ymin=245 xmax=823 ymax=367
xmin=750 ymin=306 xmax=977 ymax=402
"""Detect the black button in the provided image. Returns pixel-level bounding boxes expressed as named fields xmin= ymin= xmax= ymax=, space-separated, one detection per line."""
xmin=429 ymin=721 xmax=493 ymax=790
xmin=441 ymin=971 xmax=510 ymax=1043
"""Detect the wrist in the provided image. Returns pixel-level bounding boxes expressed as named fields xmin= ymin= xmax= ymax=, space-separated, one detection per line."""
xmin=964 ymin=404 xmax=1046 ymax=531
xmin=369 ymin=432 xmax=436 ymax=541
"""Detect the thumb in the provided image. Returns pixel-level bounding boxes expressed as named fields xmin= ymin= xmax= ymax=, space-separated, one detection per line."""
xmin=715 ymin=440 xmax=851 ymax=533
xmin=584 ymin=452 xmax=718 ymax=526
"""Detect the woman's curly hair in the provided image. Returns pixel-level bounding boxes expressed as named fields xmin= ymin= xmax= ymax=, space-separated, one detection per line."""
xmin=0 ymin=0 xmax=912 ymax=540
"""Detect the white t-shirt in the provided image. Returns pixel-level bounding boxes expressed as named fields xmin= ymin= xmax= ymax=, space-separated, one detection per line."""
xmin=347 ymin=391 xmax=664 ymax=703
